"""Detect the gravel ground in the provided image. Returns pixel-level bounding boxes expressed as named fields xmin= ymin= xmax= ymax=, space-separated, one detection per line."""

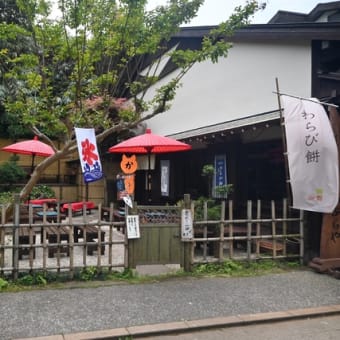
xmin=0 ymin=270 xmax=340 ymax=339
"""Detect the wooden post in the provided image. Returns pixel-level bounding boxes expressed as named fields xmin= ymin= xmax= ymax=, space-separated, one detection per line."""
xmin=12 ymin=194 xmax=20 ymax=280
xmin=271 ymin=200 xmax=277 ymax=258
xmin=275 ymin=78 xmax=293 ymax=208
xmin=183 ymin=194 xmax=193 ymax=272
xmin=203 ymin=201 xmax=208 ymax=259
xmin=255 ymin=200 xmax=261 ymax=257
xmin=246 ymin=200 xmax=252 ymax=261
xmin=219 ymin=201 xmax=226 ymax=260
xmin=0 ymin=205 xmax=5 ymax=273
xmin=228 ymin=200 xmax=234 ymax=258
xmin=282 ymin=198 xmax=287 ymax=256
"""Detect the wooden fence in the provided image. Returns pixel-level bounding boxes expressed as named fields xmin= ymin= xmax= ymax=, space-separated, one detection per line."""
xmin=189 ymin=198 xmax=304 ymax=266
xmin=0 ymin=201 xmax=126 ymax=279
xmin=0 ymin=197 xmax=304 ymax=278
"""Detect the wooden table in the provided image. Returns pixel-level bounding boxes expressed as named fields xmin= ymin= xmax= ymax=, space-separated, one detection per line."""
xmin=45 ymin=225 xmax=70 ymax=258
xmin=35 ymin=211 xmax=66 ymax=223
xmin=74 ymin=225 xmax=105 ymax=255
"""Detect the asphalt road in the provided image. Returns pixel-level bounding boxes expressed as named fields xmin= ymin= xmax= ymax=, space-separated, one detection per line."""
xmin=1 ymin=270 xmax=340 ymax=339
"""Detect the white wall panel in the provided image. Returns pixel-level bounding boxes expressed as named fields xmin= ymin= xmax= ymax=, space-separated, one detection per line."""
xmin=143 ymin=41 xmax=311 ymax=137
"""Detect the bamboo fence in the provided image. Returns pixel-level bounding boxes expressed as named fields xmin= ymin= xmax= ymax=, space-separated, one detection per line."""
xmin=0 ymin=197 xmax=304 ymax=278
xmin=190 ymin=199 xmax=304 ymax=264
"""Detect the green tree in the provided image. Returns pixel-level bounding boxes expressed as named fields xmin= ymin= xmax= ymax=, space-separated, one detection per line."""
xmin=0 ymin=0 xmax=34 ymax=137
xmin=0 ymin=0 xmax=264 ymax=204
xmin=0 ymin=154 xmax=27 ymax=191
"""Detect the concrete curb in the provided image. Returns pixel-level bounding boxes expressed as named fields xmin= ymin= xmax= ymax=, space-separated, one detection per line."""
xmin=15 ymin=304 xmax=340 ymax=340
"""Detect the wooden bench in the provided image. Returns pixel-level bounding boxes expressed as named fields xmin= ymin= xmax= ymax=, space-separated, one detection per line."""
xmin=27 ymin=198 xmax=57 ymax=205
xmin=259 ymin=240 xmax=283 ymax=253
xmin=18 ymin=227 xmax=36 ymax=260
xmin=61 ymin=201 xmax=96 ymax=215
xmin=74 ymin=225 xmax=105 ymax=255
xmin=45 ymin=226 xmax=70 ymax=258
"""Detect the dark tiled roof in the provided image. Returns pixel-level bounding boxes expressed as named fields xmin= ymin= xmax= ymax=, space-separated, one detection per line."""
xmin=269 ymin=1 xmax=340 ymax=24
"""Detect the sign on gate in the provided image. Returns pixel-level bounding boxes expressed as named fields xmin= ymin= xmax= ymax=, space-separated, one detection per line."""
xmin=181 ymin=209 xmax=193 ymax=239
xmin=126 ymin=215 xmax=140 ymax=239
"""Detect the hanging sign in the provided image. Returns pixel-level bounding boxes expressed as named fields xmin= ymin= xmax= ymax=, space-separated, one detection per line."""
xmin=282 ymin=96 xmax=339 ymax=213
xmin=213 ymin=154 xmax=227 ymax=197
xmin=120 ymin=154 xmax=138 ymax=174
xmin=117 ymin=154 xmax=137 ymax=201
xmin=75 ymin=128 xmax=103 ymax=183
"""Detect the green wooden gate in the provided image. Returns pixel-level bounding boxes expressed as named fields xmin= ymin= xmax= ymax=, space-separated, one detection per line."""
xmin=128 ymin=205 xmax=184 ymax=268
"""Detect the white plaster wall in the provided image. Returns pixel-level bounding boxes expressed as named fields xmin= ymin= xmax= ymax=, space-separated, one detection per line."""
xmin=143 ymin=40 xmax=311 ymax=136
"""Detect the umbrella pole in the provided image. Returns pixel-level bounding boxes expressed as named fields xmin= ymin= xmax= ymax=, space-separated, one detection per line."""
xmin=147 ymin=152 xmax=152 ymax=203
xmin=30 ymin=153 xmax=36 ymax=175
xmin=86 ymin=182 xmax=89 ymax=202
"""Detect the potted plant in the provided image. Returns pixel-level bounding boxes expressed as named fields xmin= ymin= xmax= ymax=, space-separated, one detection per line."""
xmin=201 ymin=164 xmax=215 ymax=198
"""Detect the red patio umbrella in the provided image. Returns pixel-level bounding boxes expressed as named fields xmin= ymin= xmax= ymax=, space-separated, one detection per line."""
xmin=2 ymin=136 xmax=55 ymax=173
xmin=108 ymin=128 xmax=191 ymax=202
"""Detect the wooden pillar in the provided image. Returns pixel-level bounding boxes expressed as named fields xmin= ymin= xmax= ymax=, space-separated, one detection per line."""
xmin=309 ymin=106 xmax=340 ymax=272
xmin=12 ymin=194 xmax=20 ymax=280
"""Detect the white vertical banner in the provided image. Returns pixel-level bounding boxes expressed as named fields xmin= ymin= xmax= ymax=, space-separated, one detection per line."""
xmin=160 ymin=160 xmax=170 ymax=196
xmin=282 ymin=95 xmax=339 ymax=213
xmin=75 ymin=127 xmax=103 ymax=183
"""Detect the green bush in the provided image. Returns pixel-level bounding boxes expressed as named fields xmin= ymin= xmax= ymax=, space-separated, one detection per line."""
xmin=0 ymin=277 xmax=9 ymax=290
xmin=16 ymin=273 xmax=47 ymax=286
xmin=194 ymin=196 xmax=221 ymax=221
xmin=79 ymin=266 xmax=98 ymax=281
xmin=0 ymin=191 xmax=15 ymax=205
xmin=0 ymin=157 xmax=27 ymax=191
xmin=192 ymin=260 xmax=300 ymax=277
xmin=30 ymin=185 xmax=55 ymax=199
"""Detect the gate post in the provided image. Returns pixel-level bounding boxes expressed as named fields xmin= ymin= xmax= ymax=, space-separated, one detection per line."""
xmin=183 ymin=194 xmax=193 ymax=272
xmin=127 ymin=201 xmax=137 ymax=269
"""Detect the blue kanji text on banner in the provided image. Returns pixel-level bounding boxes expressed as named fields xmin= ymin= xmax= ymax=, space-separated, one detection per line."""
xmin=75 ymin=127 xmax=104 ymax=183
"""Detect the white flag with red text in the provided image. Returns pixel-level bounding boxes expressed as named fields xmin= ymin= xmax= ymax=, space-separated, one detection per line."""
xmin=282 ymin=96 xmax=338 ymax=213
xmin=75 ymin=127 xmax=103 ymax=183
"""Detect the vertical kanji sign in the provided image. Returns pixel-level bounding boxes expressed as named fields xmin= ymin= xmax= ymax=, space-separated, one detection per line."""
xmin=181 ymin=209 xmax=193 ymax=239
xmin=282 ymin=96 xmax=338 ymax=213
xmin=126 ymin=215 xmax=140 ymax=239
xmin=75 ymin=128 xmax=103 ymax=183
xmin=213 ymin=154 xmax=227 ymax=198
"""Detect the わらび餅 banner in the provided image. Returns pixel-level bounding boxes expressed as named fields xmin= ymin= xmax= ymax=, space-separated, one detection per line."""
xmin=282 ymin=95 xmax=339 ymax=213
xmin=75 ymin=127 xmax=103 ymax=183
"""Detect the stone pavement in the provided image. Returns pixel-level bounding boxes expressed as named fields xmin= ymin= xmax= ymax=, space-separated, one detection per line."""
xmin=1 ymin=269 xmax=339 ymax=339
xmin=140 ymin=313 xmax=340 ymax=340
